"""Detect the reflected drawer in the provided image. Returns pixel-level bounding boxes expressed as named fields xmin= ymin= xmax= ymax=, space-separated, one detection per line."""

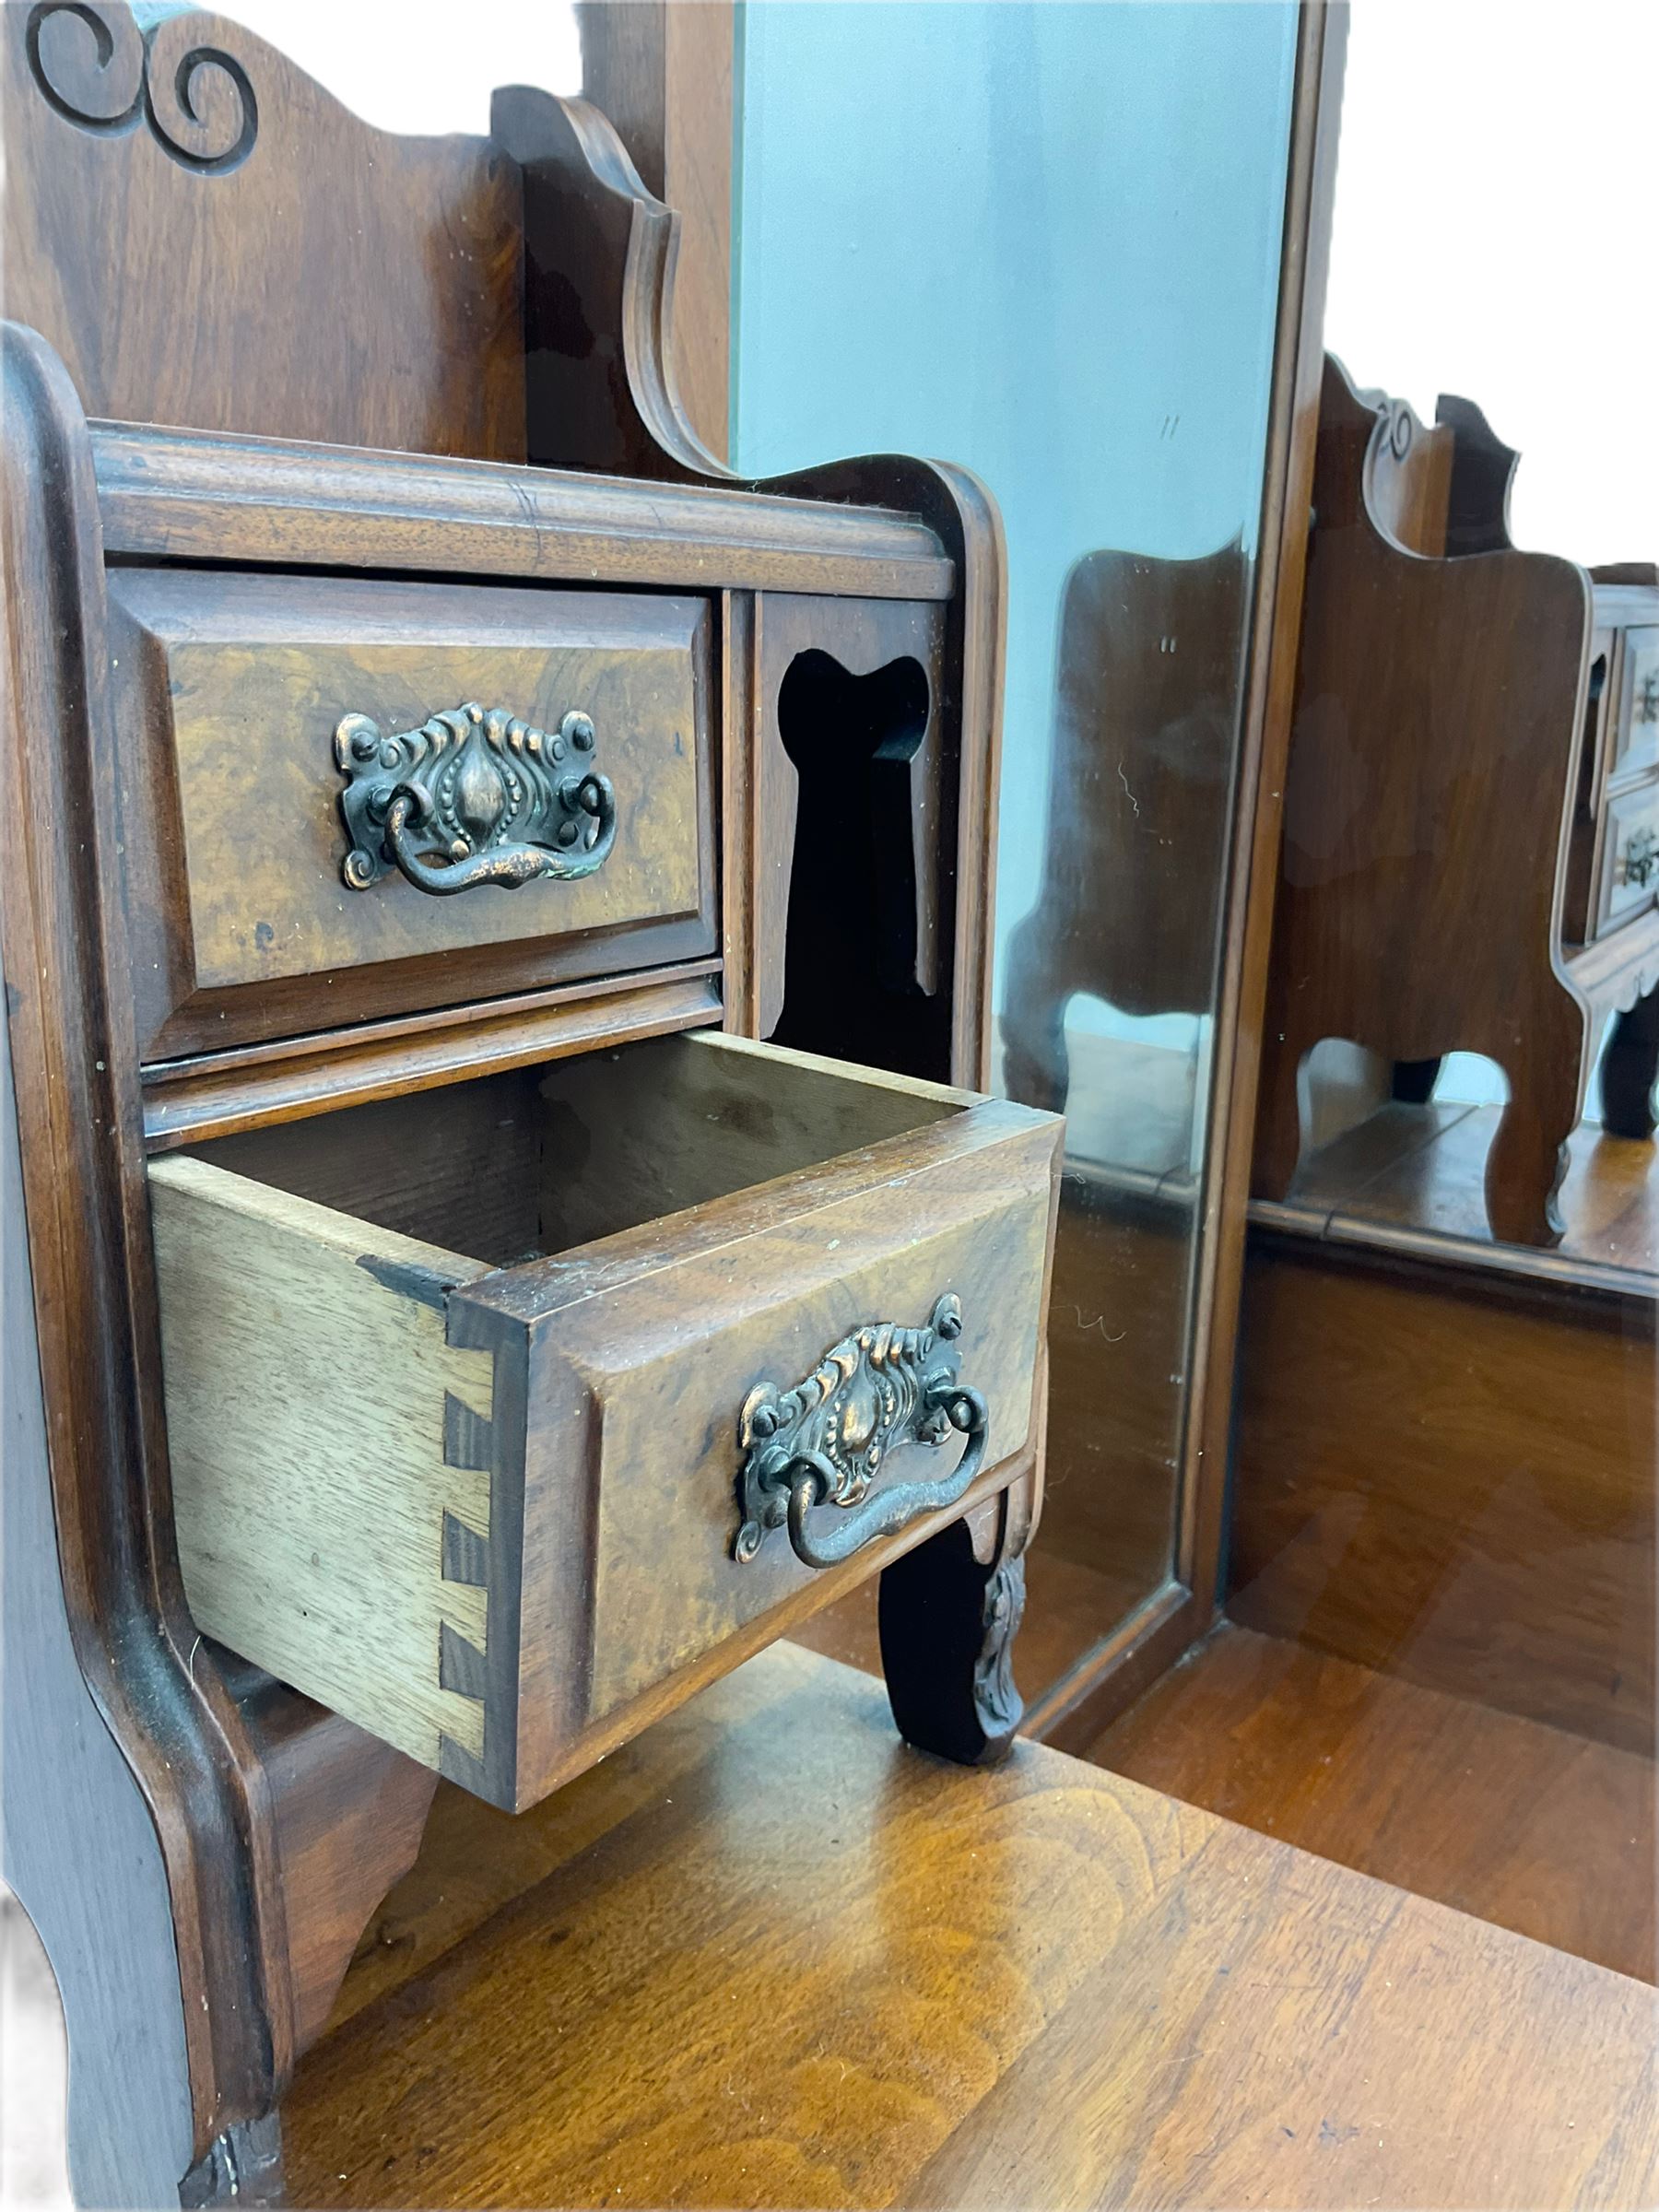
xmin=1597 ymin=777 xmax=1659 ymax=933
xmin=112 ymin=571 xmax=716 ymax=1059
xmin=1614 ymin=626 xmax=1659 ymax=782
xmin=149 ymin=1032 xmax=1061 ymax=1810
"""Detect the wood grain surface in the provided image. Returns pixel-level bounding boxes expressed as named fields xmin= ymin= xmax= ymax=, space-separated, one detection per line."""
xmin=477 ymin=1064 xmax=1058 ymax=1803
xmin=91 ymin=424 xmax=954 ymax=602
xmin=1091 ymin=1621 xmax=1655 ymax=1983
xmin=150 ymin=1156 xmax=497 ymax=1772
xmin=159 ymin=1034 xmax=1059 ymax=1809
xmin=4 ymin=8 xmax=1010 ymax=2172
xmin=1275 ymin=1098 xmax=1659 ymax=1277
xmin=1230 ymin=1231 xmax=1655 ymax=1754
xmin=112 ymin=570 xmax=715 ymax=1059
xmin=139 ymin=967 xmax=724 ymax=1151
xmin=4 ymin=2 xmax=524 ymax=458
xmin=283 ymin=1640 xmax=1659 ymax=2210
xmin=234 ymin=1667 xmax=439 ymax=2056
xmin=575 ymin=1 xmax=733 ymax=461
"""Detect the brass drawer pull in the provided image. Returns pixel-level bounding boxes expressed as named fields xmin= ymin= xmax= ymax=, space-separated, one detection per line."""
xmin=734 ymin=1293 xmax=987 ymax=1570
xmin=336 ymin=701 xmax=617 ymax=895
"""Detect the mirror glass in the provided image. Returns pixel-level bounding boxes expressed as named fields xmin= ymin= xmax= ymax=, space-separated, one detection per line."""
xmin=733 ymin=0 xmax=1300 ymax=1699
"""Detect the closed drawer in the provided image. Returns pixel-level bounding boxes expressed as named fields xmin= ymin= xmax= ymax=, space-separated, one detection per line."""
xmin=112 ymin=571 xmax=716 ymax=1060
xmin=1613 ymin=627 xmax=1659 ymax=782
xmin=149 ymin=1033 xmax=1061 ymax=1810
xmin=1596 ymin=777 xmax=1659 ymax=934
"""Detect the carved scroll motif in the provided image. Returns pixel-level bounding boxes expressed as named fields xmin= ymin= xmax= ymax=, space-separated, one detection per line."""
xmin=971 ymin=1556 xmax=1027 ymax=1741
xmin=27 ymin=1 xmax=258 ymax=172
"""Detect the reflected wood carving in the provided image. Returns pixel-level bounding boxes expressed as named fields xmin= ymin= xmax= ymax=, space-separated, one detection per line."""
xmin=994 ymin=545 xmax=1249 ymax=1694
xmin=1000 ymin=542 xmax=1248 ymax=1116
xmin=1254 ymin=356 xmax=1594 ymax=1246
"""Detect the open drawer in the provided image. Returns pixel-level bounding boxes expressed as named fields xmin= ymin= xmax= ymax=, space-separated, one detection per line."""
xmin=149 ymin=1032 xmax=1061 ymax=1810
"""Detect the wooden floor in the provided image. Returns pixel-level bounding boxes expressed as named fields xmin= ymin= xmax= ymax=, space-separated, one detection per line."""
xmin=1271 ymin=1100 xmax=1659 ymax=1278
xmin=1088 ymin=1621 xmax=1656 ymax=1983
xmin=285 ymin=1641 xmax=1659 ymax=2209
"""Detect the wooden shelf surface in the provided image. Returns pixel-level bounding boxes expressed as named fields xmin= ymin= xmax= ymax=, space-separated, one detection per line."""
xmin=286 ymin=1641 xmax=1657 ymax=2208
xmin=1091 ymin=1621 xmax=1655 ymax=1983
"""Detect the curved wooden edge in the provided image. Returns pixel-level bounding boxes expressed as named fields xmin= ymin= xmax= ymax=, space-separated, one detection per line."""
xmin=0 ymin=321 xmax=299 ymax=2158
xmin=232 ymin=1667 xmax=440 ymax=2057
xmin=1436 ymin=389 xmax=1521 ymax=557
xmin=492 ymin=84 xmax=728 ymax=482
xmin=1 ymin=936 xmax=198 ymax=2205
xmin=491 ymin=86 xmax=1006 ymax=1086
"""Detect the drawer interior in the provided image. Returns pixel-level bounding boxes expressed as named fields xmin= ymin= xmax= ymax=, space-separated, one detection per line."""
xmin=184 ymin=1030 xmax=968 ymax=1267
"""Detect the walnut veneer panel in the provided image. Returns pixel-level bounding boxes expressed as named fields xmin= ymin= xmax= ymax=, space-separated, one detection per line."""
xmin=111 ymin=571 xmax=715 ymax=1060
xmin=2 ymin=5 xmax=524 ymax=459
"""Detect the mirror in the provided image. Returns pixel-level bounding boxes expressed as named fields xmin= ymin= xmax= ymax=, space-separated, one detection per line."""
xmin=731 ymin=0 xmax=1302 ymax=1708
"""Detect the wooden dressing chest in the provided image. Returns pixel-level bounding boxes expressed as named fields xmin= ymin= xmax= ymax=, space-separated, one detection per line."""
xmin=0 ymin=6 xmax=1057 ymax=2194
xmin=1256 ymin=359 xmax=1659 ymax=1244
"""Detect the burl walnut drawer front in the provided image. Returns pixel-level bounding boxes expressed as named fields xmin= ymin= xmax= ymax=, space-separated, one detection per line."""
xmin=111 ymin=570 xmax=715 ymax=1058
xmin=149 ymin=1034 xmax=1060 ymax=1811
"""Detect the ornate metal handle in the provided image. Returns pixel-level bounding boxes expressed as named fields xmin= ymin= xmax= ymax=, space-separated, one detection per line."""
xmin=734 ymin=1293 xmax=988 ymax=1571
xmin=335 ymin=702 xmax=617 ymax=896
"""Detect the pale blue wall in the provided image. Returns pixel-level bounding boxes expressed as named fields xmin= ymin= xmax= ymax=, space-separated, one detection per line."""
xmin=731 ymin=0 xmax=1300 ymax=993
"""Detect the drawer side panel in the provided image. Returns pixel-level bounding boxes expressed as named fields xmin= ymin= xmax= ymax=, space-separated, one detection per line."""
xmin=150 ymin=1157 xmax=499 ymax=1775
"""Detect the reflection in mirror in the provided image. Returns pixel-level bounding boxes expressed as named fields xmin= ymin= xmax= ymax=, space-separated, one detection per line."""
xmin=1000 ymin=545 xmax=1251 ymax=1648
xmin=732 ymin=1 xmax=1300 ymax=1706
xmin=1205 ymin=0 xmax=1657 ymax=1995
